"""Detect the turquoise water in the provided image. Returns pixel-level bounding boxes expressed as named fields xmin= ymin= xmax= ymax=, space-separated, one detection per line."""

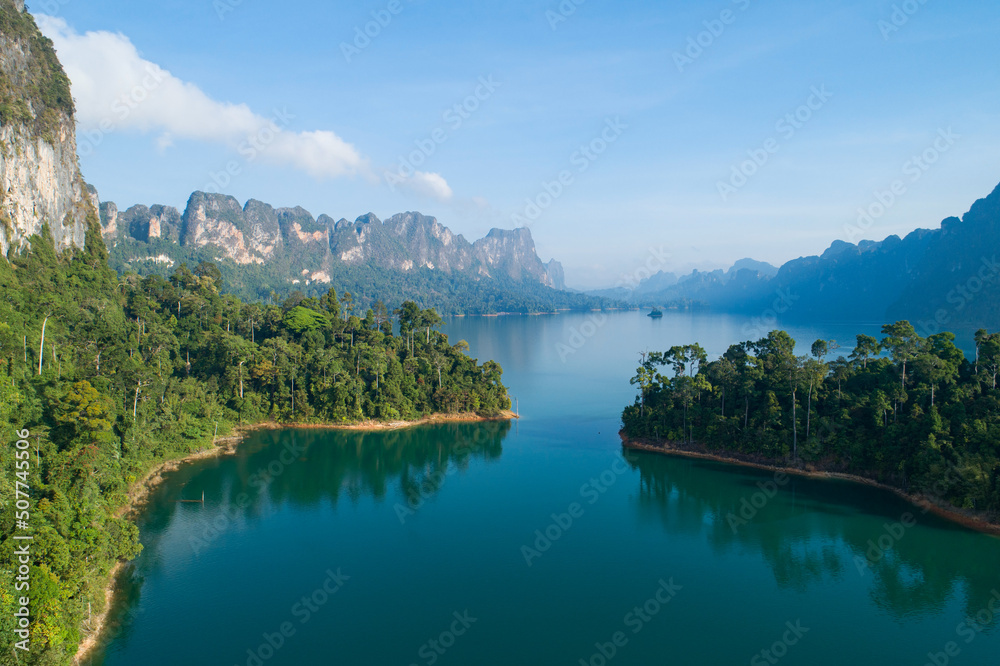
xmin=94 ymin=312 xmax=1000 ymax=666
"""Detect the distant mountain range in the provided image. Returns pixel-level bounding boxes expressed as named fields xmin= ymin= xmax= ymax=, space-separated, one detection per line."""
xmin=98 ymin=191 xmax=609 ymax=314
xmin=588 ymin=257 xmax=779 ymax=302
xmin=598 ymin=181 xmax=1000 ymax=332
xmin=94 ymin=181 xmax=1000 ymax=328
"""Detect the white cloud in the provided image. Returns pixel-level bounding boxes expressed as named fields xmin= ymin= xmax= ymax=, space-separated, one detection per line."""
xmin=36 ymin=15 xmax=367 ymax=180
xmin=406 ymin=171 xmax=454 ymax=201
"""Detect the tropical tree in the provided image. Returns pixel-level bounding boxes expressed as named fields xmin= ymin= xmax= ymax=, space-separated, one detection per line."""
xmin=850 ymin=334 xmax=880 ymax=369
xmin=881 ymin=321 xmax=923 ymax=392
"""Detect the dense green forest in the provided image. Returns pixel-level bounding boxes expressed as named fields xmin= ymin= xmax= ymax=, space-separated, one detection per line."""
xmin=0 ymin=222 xmax=510 ymax=664
xmin=107 ymin=236 xmax=618 ymax=316
xmin=622 ymin=324 xmax=1000 ymax=520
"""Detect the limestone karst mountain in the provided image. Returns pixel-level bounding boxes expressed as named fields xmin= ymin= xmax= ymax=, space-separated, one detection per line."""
xmin=0 ymin=0 xmax=96 ymax=257
xmin=99 ymin=191 xmax=582 ymax=313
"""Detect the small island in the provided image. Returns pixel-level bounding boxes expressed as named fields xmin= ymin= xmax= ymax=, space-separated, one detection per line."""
xmin=621 ymin=324 xmax=1000 ymax=530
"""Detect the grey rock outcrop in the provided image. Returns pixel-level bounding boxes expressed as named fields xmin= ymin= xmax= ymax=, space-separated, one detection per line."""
xmin=104 ymin=190 xmax=570 ymax=291
xmin=472 ymin=227 xmax=555 ymax=285
xmin=0 ymin=1 xmax=93 ymax=257
xmin=384 ymin=212 xmax=477 ymax=273
xmin=180 ymin=192 xmax=283 ymax=265
xmin=545 ymin=260 xmax=566 ymax=290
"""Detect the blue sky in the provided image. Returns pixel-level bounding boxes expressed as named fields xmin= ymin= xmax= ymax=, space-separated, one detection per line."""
xmin=33 ymin=0 xmax=1000 ymax=289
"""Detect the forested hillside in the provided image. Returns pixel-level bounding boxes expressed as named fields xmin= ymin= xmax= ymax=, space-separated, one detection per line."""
xmin=106 ymin=231 xmax=608 ymax=316
xmin=622 ymin=324 xmax=1000 ymax=521
xmin=0 ymin=220 xmax=510 ymax=664
xmin=101 ymin=194 xmax=613 ymax=315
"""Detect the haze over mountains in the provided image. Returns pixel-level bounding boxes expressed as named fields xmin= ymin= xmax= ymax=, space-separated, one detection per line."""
xmin=609 ymin=182 xmax=1000 ymax=331
xmin=589 ymin=258 xmax=780 ymax=302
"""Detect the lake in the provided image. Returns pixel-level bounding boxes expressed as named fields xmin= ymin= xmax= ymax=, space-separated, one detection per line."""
xmin=93 ymin=311 xmax=1000 ymax=665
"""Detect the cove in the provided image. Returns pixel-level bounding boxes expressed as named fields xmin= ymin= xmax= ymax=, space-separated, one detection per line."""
xmin=94 ymin=312 xmax=1000 ymax=666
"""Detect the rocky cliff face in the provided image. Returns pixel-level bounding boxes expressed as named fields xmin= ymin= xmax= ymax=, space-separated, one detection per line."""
xmin=383 ymin=211 xmax=479 ymax=273
xmin=101 ymin=204 xmax=182 ymax=244
xmin=242 ymin=199 xmax=283 ymax=255
xmin=472 ymin=227 xmax=559 ymax=287
xmin=0 ymin=0 xmax=93 ymax=257
xmin=103 ymin=190 xmax=568 ymax=292
xmin=329 ymin=213 xmax=411 ymax=269
xmin=545 ymin=259 xmax=566 ymax=291
xmin=278 ymin=206 xmax=328 ymax=250
xmin=99 ymin=202 xmax=119 ymax=239
xmin=178 ymin=192 xmax=283 ymax=265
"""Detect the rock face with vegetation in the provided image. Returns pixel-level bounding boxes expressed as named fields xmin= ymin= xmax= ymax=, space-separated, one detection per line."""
xmin=101 ymin=191 xmax=598 ymax=313
xmin=0 ymin=0 xmax=92 ymax=257
xmin=471 ymin=226 xmax=563 ymax=288
xmin=381 ymin=211 xmax=479 ymax=273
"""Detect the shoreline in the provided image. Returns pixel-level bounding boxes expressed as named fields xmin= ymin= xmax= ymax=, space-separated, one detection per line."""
xmin=71 ymin=562 xmax=124 ymax=665
xmin=449 ymin=308 xmax=636 ymax=318
xmin=620 ymin=433 xmax=1000 ymax=538
xmin=73 ymin=410 xmax=517 ymax=664
xmin=244 ymin=410 xmax=519 ymax=433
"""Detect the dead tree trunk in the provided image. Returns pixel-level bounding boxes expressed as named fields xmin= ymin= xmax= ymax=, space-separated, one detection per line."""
xmin=37 ymin=316 xmax=49 ymax=375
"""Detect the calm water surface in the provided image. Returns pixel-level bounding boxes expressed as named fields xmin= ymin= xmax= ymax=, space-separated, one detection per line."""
xmin=96 ymin=312 xmax=1000 ymax=666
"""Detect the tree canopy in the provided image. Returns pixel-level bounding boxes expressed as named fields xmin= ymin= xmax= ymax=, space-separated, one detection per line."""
xmin=622 ymin=323 xmax=1000 ymax=522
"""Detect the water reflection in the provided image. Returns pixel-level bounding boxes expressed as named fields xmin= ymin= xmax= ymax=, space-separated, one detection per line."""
xmin=142 ymin=421 xmax=509 ymax=516
xmin=626 ymin=450 xmax=1000 ymax=624
xmin=92 ymin=423 xmax=509 ymax=661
